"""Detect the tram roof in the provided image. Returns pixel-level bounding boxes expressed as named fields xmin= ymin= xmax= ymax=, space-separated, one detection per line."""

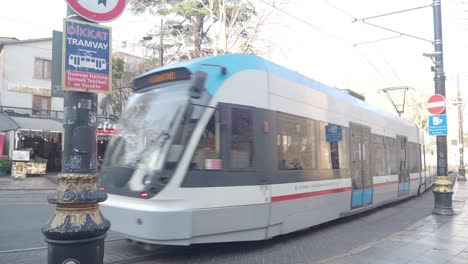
xmin=138 ymin=54 xmax=415 ymax=127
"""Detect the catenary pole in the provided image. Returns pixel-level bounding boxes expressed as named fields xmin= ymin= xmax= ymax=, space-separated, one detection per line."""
xmin=456 ymin=75 xmax=466 ymax=181
xmin=432 ymin=0 xmax=454 ymax=215
xmin=160 ymin=17 xmax=164 ymax=66
xmin=41 ymin=6 xmax=111 ymax=264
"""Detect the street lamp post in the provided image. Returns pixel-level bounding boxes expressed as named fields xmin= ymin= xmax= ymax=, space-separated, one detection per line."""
xmin=431 ymin=0 xmax=454 ymax=215
xmin=41 ymin=7 xmax=111 ymax=264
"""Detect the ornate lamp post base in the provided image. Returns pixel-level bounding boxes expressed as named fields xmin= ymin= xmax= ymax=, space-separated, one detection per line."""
xmin=432 ymin=176 xmax=454 ymax=215
xmin=42 ymin=173 xmax=110 ymax=264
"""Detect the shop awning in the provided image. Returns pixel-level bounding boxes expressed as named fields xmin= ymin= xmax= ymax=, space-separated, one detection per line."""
xmin=10 ymin=117 xmax=63 ymax=132
xmin=0 ymin=112 xmax=19 ymax=132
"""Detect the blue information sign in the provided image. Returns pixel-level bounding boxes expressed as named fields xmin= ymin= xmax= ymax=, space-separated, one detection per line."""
xmin=326 ymin=125 xmax=342 ymax=142
xmin=62 ymin=18 xmax=111 ymax=93
xmin=428 ymin=114 xmax=448 ymax=136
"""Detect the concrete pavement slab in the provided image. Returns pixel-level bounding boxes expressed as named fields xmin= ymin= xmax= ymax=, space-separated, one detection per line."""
xmin=322 ymin=178 xmax=468 ymax=264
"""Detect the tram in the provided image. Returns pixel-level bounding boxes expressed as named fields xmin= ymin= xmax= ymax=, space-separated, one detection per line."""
xmin=99 ymin=54 xmax=437 ymax=245
xmin=68 ymin=54 xmax=107 ymax=70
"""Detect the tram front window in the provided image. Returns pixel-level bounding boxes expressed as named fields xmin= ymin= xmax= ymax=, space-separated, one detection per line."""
xmin=106 ymin=82 xmax=192 ymax=171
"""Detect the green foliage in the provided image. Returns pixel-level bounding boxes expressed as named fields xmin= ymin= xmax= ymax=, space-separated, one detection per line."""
xmin=0 ymin=157 xmax=12 ymax=172
xmin=31 ymin=157 xmax=47 ymax=164
xmin=109 ymin=54 xmax=158 ymax=117
xmin=112 ymin=57 xmax=126 ymax=85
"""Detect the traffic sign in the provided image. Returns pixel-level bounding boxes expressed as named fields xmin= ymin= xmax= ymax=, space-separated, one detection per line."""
xmin=65 ymin=0 xmax=127 ymax=23
xmin=427 ymin=94 xmax=446 ymax=115
xmin=62 ymin=19 xmax=112 ymax=94
xmin=428 ymin=114 xmax=448 ymax=136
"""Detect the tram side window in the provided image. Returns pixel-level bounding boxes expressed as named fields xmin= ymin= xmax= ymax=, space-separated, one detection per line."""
xmin=384 ymin=137 xmax=397 ymax=175
xmin=190 ymin=112 xmax=221 ymax=170
xmin=276 ymin=112 xmax=316 ymax=170
xmin=230 ymin=108 xmax=254 ymax=169
xmin=318 ymin=122 xmax=348 ymax=169
xmin=372 ymin=135 xmax=386 ymax=176
xmin=338 ymin=127 xmax=349 ymax=169
xmin=408 ymin=143 xmax=419 ymax=173
xmin=318 ymin=122 xmax=349 ymax=169
xmin=319 ymin=122 xmax=332 ymax=169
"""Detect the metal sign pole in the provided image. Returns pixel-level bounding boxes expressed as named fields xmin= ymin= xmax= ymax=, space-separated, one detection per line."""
xmin=432 ymin=0 xmax=454 ymax=215
xmin=41 ymin=7 xmax=110 ymax=264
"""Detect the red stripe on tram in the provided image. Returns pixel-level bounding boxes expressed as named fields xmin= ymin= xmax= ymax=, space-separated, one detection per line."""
xmin=373 ymin=181 xmax=399 ymax=187
xmin=272 ymin=187 xmax=352 ymax=203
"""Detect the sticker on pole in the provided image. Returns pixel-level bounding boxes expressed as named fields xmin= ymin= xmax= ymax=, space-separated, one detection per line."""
xmin=65 ymin=0 xmax=127 ymax=23
xmin=427 ymin=94 xmax=446 ymax=115
xmin=428 ymin=114 xmax=447 ymax=136
xmin=62 ymin=19 xmax=112 ymax=94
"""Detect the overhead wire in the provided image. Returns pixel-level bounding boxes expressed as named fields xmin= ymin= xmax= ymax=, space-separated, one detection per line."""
xmin=253 ymin=0 xmax=391 ymax=83
xmin=321 ymin=0 xmax=356 ymax=20
xmin=321 ymin=0 xmax=407 ymax=85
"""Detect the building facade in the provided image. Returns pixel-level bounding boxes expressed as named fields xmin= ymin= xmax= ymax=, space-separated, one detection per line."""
xmin=0 ymin=38 xmax=134 ymax=172
xmin=0 ymin=38 xmax=63 ymax=171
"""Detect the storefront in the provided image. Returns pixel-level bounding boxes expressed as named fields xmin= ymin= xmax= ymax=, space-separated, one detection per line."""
xmin=97 ymin=120 xmax=118 ymax=169
xmin=14 ymin=129 xmax=62 ymax=172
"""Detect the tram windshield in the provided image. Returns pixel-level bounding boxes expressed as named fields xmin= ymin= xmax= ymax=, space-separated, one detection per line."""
xmin=105 ymin=81 xmax=195 ymax=171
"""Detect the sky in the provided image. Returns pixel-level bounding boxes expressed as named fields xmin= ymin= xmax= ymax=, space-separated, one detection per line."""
xmin=1 ymin=0 xmax=467 ymax=140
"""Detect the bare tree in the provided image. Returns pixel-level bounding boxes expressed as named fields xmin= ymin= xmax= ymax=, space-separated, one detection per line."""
xmin=129 ymin=0 xmax=274 ymax=63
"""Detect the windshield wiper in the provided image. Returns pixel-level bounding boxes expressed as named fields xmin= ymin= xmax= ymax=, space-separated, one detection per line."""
xmin=134 ymin=130 xmax=170 ymax=163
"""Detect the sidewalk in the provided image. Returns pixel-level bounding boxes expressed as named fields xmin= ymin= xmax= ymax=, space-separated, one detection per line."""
xmin=319 ymin=177 xmax=468 ymax=264
xmin=0 ymin=172 xmax=58 ymax=190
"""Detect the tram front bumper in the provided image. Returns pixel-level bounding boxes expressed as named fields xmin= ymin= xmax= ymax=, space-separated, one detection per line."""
xmin=101 ymin=194 xmax=192 ymax=245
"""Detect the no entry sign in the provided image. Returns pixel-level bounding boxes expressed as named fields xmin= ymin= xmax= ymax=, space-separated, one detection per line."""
xmin=427 ymin=94 xmax=446 ymax=115
xmin=65 ymin=0 xmax=127 ymax=23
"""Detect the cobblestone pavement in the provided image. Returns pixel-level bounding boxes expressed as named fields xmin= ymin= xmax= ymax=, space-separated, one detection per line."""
xmin=0 ymin=175 xmax=465 ymax=264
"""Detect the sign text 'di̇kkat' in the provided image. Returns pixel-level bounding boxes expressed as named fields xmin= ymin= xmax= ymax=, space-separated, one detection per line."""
xmin=62 ymin=18 xmax=112 ymax=94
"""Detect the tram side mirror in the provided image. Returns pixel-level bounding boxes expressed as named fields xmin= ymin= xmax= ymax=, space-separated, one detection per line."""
xmin=190 ymin=71 xmax=207 ymax=98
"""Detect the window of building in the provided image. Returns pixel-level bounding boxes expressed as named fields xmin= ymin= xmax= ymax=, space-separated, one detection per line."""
xmin=191 ymin=112 xmax=221 ymax=170
xmin=230 ymin=108 xmax=254 ymax=169
xmin=34 ymin=58 xmax=52 ymax=80
xmin=277 ymin=112 xmax=316 ymax=170
xmin=32 ymin=95 xmax=51 ymax=116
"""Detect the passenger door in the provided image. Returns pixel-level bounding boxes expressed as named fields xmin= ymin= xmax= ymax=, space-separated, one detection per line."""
xmin=350 ymin=123 xmax=373 ymax=208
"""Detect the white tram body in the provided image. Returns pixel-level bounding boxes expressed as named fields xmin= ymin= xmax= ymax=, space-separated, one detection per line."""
xmin=99 ymin=54 xmax=437 ymax=245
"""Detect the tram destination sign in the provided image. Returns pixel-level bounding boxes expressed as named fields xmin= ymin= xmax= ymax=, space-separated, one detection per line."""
xmin=133 ymin=68 xmax=191 ymax=90
xmin=62 ymin=18 xmax=112 ymax=94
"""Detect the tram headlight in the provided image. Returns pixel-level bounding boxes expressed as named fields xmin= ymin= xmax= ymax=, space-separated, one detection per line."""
xmin=142 ymin=175 xmax=152 ymax=185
